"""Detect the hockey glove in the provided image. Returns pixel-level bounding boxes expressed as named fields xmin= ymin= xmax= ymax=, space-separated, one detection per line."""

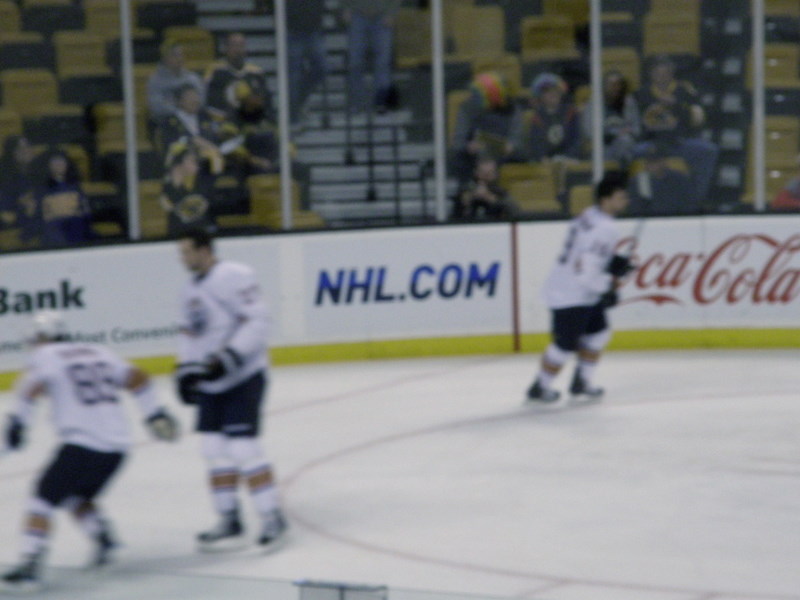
xmin=598 ymin=289 xmax=619 ymax=308
xmin=201 ymin=348 xmax=243 ymax=382
xmin=145 ymin=410 xmax=180 ymax=442
xmin=175 ymin=362 xmax=207 ymax=405
xmin=607 ymin=254 xmax=635 ymax=278
xmin=5 ymin=415 xmax=25 ymax=450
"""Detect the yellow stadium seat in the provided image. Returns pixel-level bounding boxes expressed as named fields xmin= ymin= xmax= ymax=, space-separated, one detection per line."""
xmin=393 ymin=8 xmax=431 ymax=68
xmin=520 ymin=15 xmax=581 ymax=63
xmin=138 ymin=179 xmax=167 ymax=239
xmin=93 ymin=102 xmax=152 ymax=155
xmin=648 ymin=0 xmax=700 ymax=21
xmin=543 ymin=0 xmax=589 ymax=26
xmin=0 ymin=108 xmax=23 ymax=149
xmin=448 ymin=5 xmax=505 ymax=62
xmin=162 ymin=26 xmax=215 ymax=71
xmin=442 ymin=0 xmax=475 ymax=45
xmin=84 ymin=0 xmax=129 ymax=39
xmin=53 ymin=31 xmax=112 ymax=79
xmin=744 ymin=118 xmax=800 ymax=201
xmin=21 ymin=0 xmax=70 ymax=6
xmin=0 ymin=227 xmax=24 ymax=250
xmin=0 ymin=0 xmax=21 ymax=33
xmin=761 ymin=116 xmax=800 ymax=159
xmin=643 ymin=11 xmax=700 ymax=57
xmin=500 ymin=162 xmax=562 ymax=213
xmin=765 ymin=0 xmax=800 ymax=16
xmin=747 ymin=44 xmax=800 ymax=88
xmin=0 ymin=31 xmax=43 ymax=44
xmin=0 ymin=69 xmax=60 ymax=117
xmin=568 ymin=184 xmax=594 ymax=215
xmin=217 ymin=175 xmax=324 ymax=230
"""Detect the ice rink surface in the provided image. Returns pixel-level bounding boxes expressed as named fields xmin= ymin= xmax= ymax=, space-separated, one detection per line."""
xmin=0 ymin=349 xmax=798 ymax=600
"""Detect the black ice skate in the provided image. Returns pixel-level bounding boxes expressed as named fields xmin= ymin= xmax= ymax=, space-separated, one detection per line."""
xmin=569 ymin=371 xmax=604 ymax=400
xmin=1 ymin=553 xmax=43 ymax=594
xmin=197 ymin=511 xmax=245 ymax=552
xmin=257 ymin=509 xmax=288 ymax=553
xmin=90 ymin=521 xmax=119 ymax=568
xmin=525 ymin=379 xmax=561 ymax=404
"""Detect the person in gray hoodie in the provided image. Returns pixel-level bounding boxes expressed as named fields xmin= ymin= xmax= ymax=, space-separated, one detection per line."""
xmin=147 ymin=40 xmax=207 ymax=124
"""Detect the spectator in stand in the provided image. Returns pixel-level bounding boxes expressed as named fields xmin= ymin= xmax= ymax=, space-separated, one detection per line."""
xmin=341 ymin=0 xmax=401 ymax=114
xmin=453 ymin=156 xmax=518 ymax=220
xmin=222 ymin=92 xmax=280 ymax=177
xmin=0 ymin=135 xmax=38 ymax=243
xmin=287 ymin=0 xmax=327 ymax=126
xmin=580 ymin=70 xmax=641 ymax=165
xmin=159 ymin=142 xmax=218 ymax=237
xmin=147 ymin=41 xmax=207 ymax=124
xmin=627 ymin=141 xmax=696 ymax=216
xmin=635 ymin=54 xmax=719 ymax=204
xmin=205 ymin=32 xmax=275 ymax=124
xmin=450 ymin=72 xmax=519 ymax=185
xmin=510 ymin=72 xmax=581 ymax=164
xmin=35 ymin=148 xmax=94 ymax=248
xmin=770 ymin=155 xmax=800 ymax=210
xmin=222 ymin=92 xmax=313 ymax=208
xmin=155 ymin=84 xmax=225 ymax=177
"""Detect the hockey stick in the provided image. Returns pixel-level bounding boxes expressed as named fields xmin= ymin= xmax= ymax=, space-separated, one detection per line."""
xmin=619 ymin=196 xmax=653 ymax=260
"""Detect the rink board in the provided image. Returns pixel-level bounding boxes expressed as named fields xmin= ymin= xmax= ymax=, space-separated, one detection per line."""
xmin=0 ymin=216 xmax=798 ymax=380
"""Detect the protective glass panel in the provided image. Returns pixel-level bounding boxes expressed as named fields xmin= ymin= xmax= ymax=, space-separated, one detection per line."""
xmin=599 ymin=0 xmax=728 ymax=216
xmin=759 ymin=0 xmax=800 ymax=213
xmin=296 ymin=1 xmax=437 ymax=227
xmin=0 ymin=0 xmax=126 ymax=250
xmin=443 ymin=0 xmax=591 ymax=221
xmin=142 ymin=3 xmax=281 ymax=238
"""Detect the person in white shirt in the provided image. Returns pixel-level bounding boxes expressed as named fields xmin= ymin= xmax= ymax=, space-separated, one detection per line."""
xmin=175 ymin=228 xmax=287 ymax=553
xmin=526 ymin=171 xmax=634 ymax=403
xmin=1 ymin=311 xmax=178 ymax=593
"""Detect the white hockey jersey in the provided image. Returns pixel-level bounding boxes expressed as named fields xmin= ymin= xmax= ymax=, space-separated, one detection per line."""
xmin=178 ymin=260 xmax=270 ymax=393
xmin=543 ymin=205 xmax=619 ymax=309
xmin=13 ymin=343 xmax=156 ymax=453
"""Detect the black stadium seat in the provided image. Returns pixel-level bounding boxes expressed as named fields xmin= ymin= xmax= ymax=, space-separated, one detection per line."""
xmin=59 ymin=74 xmax=123 ymax=105
xmin=22 ymin=4 xmax=85 ymax=38
xmin=136 ymin=2 xmax=197 ymax=32
xmin=0 ymin=38 xmax=55 ymax=70
xmin=106 ymin=37 xmax=162 ymax=71
xmin=24 ymin=111 xmax=89 ymax=146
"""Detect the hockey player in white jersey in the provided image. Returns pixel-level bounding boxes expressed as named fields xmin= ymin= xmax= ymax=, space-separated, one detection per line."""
xmin=174 ymin=227 xmax=287 ymax=553
xmin=526 ymin=171 xmax=634 ymax=403
xmin=1 ymin=311 xmax=179 ymax=593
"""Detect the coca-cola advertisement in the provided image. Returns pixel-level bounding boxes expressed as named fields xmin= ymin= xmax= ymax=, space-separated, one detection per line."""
xmin=612 ymin=216 xmax=800 ymax=328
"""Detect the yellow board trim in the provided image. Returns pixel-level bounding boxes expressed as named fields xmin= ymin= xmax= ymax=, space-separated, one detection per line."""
xmin=0 ymin=329 xmax=797 ymax=391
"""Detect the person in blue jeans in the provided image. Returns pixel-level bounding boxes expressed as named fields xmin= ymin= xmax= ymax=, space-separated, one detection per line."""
xmin=288 ymin=0 xmax=327 ymax=125
xmin=635 ymin=55 xmax=719 ymax=204
xmin=341 ymin=0 xmax=401 ymax=113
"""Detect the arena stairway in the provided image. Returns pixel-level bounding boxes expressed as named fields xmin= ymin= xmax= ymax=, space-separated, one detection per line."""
xmin=193 ymin=0 xmax=441 ymax=227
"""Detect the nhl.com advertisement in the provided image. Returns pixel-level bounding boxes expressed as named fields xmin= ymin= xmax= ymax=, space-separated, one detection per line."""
xmin=0 ymin=216 xmax=798 ymax=373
